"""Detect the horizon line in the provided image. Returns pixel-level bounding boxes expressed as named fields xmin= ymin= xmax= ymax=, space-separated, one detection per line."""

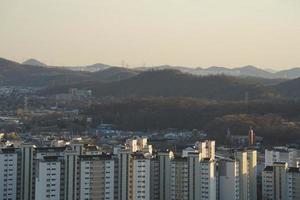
xmin=3 ymin=56 xmax=300 ymax=72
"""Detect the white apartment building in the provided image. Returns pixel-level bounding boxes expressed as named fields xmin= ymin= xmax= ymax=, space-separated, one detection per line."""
xmin=199 ymin=158 xmax=216 ymax=200
xmin=265 ymin=148 xmax=300 ymax=168
xmin=150 ymin=157 xmax=160 ymax=200
xmin=235 ymin=149 xmax=257 ymax=200
xmin=150 ymin=151 xmax=174 ymax=200
xmin=130 ymin=154 xmax=150 ymax=200
xmin=286 ymin=167 xmax=300 ymax=200
xmin=288 ymin=150 xmax=300 ymax=168
xmin=0 ymin=148 xmax=19 ymax=200
xmin=197 ymin=140 xmax=215 ymax=160
xmin=187 ymin=151 xmax=217 ymax=200
xmin=35 ymin=156 xmax=63 ymax=200
xmin=235 ymin=151 xmax=248 ymax=200
xmin=218 ymin=159 xmax=239 ymax=200
xmin=64 ymin=149 xmax=80 ymax=200
xmin=0 ymin=139 xmax=261 ymax=200
xmin=36 ymin=147 xmax=66 ymax=159
xmin=118 ymin=149 xmax=151 ymax=200
xmin=21 ymin=144 xmax=36 ymax=200
xmin=187 ymin=152 xmax=201 ymax=200
xmin=125 ymin=137 xmax=153 ymax=155
xmin=247 ymin=150 xmax=257 ymax=200
xmin=262 ymin=162 xmax=288 ymax=200
xmin=262 ymin=166 xmax=275 ymax=200
xmin=182 ymin=147 xmax=198 ymax=157
xmin=170 ymin=143 xmax=217 ymax=200
xmin=79 ymin=154 xmax=115 ymax=200
xmin=118 ymin=149 xmax=131 ymax=200
xmin=170 ymin=157 xmax=189 ymax=200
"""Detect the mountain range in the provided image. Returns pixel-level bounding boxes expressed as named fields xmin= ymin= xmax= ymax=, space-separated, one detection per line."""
xmin=19 ymin=58 xmax=300 ymax=79
xmin=135 ymin=65 xmax=300 ymax=79
xmin=1 ymin=57 xmax=300 ymax=100
xmin=0 ymin=58 xmax=138 ymax=86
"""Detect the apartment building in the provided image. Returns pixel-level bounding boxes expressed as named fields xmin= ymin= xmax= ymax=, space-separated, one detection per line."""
xmin=286 ymin=167 xmax=300 ymax=200
xmin=0 ymin=139 xmax=259 ymax=200
xmin=170 ymin=157 xmax=189 ymax=200
xmin=0 ymin=148 xmax=21 ymax=200
xmin=118 ymin=150 xmax=151 ymax=200
xmin=79 ymin=154 xmax=115 ymax=200
xmin=247 ymin=149 xmax=257 ymax=200
xmin=197 ymin=140 xmax=215 ymax=160
xmin=150 ymin=157 xmax=160 ymax=200
xmin=170 ymin=141 xmax=217 ymax=200
xmin=262 ymin=162 xmax=288 ymax=200
xmin=150 ymin=150 xmax=174 ymax=200
xmin=20 ymin=144 xmax=36 ymax=200
xmin=265 ymin=148 xmax=300 ymax=168
xmin=130 ymin=153 xmax=150 ymax=200
xmin=35 ymin=156 xmax=64 ymax=200
xmin=235 ymin=149 xmax=257 ymax=200
xmin=217 ymin=159 xmax=239 ymax=200
xmin=125 ymin=137 xmax=152 ymax=155
xmin=199 ymin=158 xmax=216 ymax=200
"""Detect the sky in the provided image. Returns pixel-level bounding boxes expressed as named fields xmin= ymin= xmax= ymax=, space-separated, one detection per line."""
xmin=0 ymin=0 xmax=300 ymax=69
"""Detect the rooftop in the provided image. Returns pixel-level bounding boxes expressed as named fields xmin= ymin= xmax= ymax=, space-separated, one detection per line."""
xmin=264 ymin=166 xmax=274 ymax=172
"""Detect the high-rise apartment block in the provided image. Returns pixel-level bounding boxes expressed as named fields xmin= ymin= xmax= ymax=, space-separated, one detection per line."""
xmin=262 ymin=161 xmax=300 ymax=200
xmin=35 ymin=156 xmax=64 ymax=200
xmin=262 ymin=162 xmax=288 ymax=200
xmin=287 ymin=167 xmax=300 ymax=200
xmin=0 ymin=147 xmax=21 ymax=200
xmin=217 ymin=158 xmax=239 ymax=200
xmin=79 ymin=154 xmax=115 ymax=200
xmin=265 ymin=148 xmax=300 ymax=168
xmin=169 ymin=141 xmax=217 ymax=200
xmin=0 ymin=138 xmax=262 ymax=200
xmin=234 ymin=149 xmax=257 ymax=200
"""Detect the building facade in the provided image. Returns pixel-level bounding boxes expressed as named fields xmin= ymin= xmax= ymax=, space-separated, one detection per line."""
xmin=0 ymin=139 xmax=262 ymax=200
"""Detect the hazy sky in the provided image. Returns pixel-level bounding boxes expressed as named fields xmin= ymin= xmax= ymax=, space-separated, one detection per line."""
xmin=1 ymin=0 xmax=300 ymax=69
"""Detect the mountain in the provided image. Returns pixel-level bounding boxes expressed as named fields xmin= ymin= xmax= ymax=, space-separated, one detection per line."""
xmin=193 ymin=66 xmax=239 ymax=76
xmin=136 ymin=65 xmax=195 ymax=74
xmin=70 ymin=64 xmax=300 ymax=80
xmin=138 ymin=65 xmax=276 ymax=78
xmin=0 ymin=57 xmax=91 ymax=87
xmin=235 ymin=65 xmax=274 ymax=78
xmin=18 ymin=57 xmax=300 ymax=79
xmin=52 ymin=69 xmax=277 ymax=101
xmin=68 ymin=63 xmax=115 ymax=72
xmin=263 ymin=68 xmax=277 ymax=73
xmin=22 ymin=58 xmax=47 ymax=67
xmin=2 ymin=57 xmax=300 ymax=100
xmin=275 ymin=68 xmax=300 ymax=79
xmin=0 ymin=57 xmax=139 ymax=87
xmin=189 ymin=65 xmax=274 ymax=78
xmin=238 ymin=76 xmax=286 ymax=86
xmin=273 ymin=78 xmax=300 ymax=99
xmin=91 ymin=67 xmax=139 ymax=81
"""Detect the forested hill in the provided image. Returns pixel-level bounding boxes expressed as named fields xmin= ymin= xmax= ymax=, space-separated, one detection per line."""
xmin=273 ymin=77 xmax=300 ymax=99
xmin=2 ymin=57 xmax=300 ymax=101
xmin=0 ymin=57 xmax=91 ymax=86
xmin=55 ymin=69 xmax=279 ymax=101
xmin=0 ymin=58 xmax=138 ymax=87
xmin=88 ymin=70 xmax=300 ymax=100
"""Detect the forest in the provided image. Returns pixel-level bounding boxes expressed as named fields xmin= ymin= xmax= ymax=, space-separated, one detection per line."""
xmin=84 ymin=97 xmax=300 ymax=145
